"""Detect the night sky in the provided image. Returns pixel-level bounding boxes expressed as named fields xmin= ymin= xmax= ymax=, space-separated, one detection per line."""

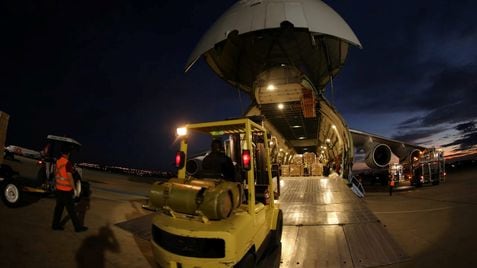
xmin=2 ymin=0 xmax=477 ymax=170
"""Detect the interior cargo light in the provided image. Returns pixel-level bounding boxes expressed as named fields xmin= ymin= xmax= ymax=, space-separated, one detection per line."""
xmin=266 ymin=84 xmax=276 ymax=91
xmin=175 ymin=151 xmax=185 ymax=168
xmin=176 ymin=127 xmax=187 ymax=137
xmin=277 ymin=103 xmax=284 ymax=110
xmin=242 ymin=150 xmax=251 ymax=170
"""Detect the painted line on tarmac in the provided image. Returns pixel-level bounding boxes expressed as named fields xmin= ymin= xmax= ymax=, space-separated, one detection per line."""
xmin=374 ymin=206 xmax=456 ymax=214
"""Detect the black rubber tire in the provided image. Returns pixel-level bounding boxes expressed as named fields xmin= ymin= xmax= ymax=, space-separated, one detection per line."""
xmin=1 ymin=180 xmax=23 ymax=208
xmin=270 ymin=210 xmax=283 ymax=247
xmin=235 ymin=251 xmax=256 ymax=268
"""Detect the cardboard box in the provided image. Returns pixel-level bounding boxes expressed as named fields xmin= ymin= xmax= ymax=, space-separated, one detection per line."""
xmin=311 ymin=163 xmax=323 ymax=176
xmin=291 ymin=154 xmax=303 ymax=165
xmin=289 ymin=164 xmax=303 ymax=176
xmin=303 ymin=152 xmax=316 ymax=165
xmin=281 ymin=165 xmax=290 ymax=177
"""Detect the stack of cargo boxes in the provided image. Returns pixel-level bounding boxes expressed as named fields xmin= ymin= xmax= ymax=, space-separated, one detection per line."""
xmin=285 ymin=154 xmax=301 ymax=176
xmin=281 ymin=163 xmax=290 ymax=177
xmin=280 ymin=152 xmax=324 ymax=177
xmin=311 ymin=160 xmax=323 ymax=176
xmin=303 ymin=152 xmax=315 ymax=176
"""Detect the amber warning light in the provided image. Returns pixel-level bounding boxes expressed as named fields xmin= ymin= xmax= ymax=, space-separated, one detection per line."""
xmin=242 ymin=150 xmax=251 ymax=170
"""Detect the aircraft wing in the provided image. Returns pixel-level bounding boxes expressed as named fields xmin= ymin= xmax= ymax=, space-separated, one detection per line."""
xmin=349 ymin=129 xmax=425 ymax=168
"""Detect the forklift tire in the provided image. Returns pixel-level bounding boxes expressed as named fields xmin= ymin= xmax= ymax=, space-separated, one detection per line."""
xmin=235 ymin=251 xmax=256 ymax=268
xmin=1 ymin=180 xmax=23 ymax=208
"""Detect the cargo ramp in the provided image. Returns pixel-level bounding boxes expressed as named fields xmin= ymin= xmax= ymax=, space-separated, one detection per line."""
xmin=279 ymin=176 xmax=409 ymax=267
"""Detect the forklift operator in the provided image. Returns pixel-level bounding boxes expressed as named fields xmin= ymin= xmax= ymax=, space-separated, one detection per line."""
xmin=201 ymin=139 xmax=236 ymax=181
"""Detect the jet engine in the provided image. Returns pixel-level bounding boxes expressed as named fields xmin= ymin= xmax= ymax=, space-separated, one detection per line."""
xmin=399 ymin=148 xmax=421 ymax=167
xmin=186 ymin=156 xmax=205 ymax=176
xmin=365 ymin=142 xmax=392 ymax=169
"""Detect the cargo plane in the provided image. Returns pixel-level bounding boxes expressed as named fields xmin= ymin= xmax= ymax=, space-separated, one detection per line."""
xmin=184 ymin=0 xmax=429 ymax=182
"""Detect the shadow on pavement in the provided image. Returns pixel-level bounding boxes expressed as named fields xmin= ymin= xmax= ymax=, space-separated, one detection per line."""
xmin=75 ymin=224 xmax=120 ymax=268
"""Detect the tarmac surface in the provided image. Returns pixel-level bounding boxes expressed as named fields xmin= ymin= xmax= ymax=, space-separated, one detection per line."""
xmin=364 ymin=166 xmax=477 ymax=268
xmin=0 ymin=166 xmax=476 ymax=267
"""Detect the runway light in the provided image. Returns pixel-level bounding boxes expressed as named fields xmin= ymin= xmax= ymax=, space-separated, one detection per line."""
xmin=177 ymin=127 xmax=187 ymax=137
xmin=277 ymin=103 xmax=284 ymax=110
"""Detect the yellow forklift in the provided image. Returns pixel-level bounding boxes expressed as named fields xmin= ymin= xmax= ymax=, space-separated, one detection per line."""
xmin=145 ymin=118 xmax=282 ymax=267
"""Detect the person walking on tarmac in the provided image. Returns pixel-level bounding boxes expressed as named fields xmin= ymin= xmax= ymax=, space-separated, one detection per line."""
xmin=51 ymin=145 xmax=88 ymax=232
xmin=389 ymin=178 xmax=395 ymax=196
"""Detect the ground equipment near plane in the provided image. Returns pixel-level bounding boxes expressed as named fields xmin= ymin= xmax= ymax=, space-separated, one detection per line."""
xmin=0 ymin=111 xmax=89 ymax=207
xmin=412 ymin=148 xmax=446 ymax=186
xmin=388 ymin=163 xmax=404 ymax=187
xmin=145 ymin=118 xmax=282 ymax=268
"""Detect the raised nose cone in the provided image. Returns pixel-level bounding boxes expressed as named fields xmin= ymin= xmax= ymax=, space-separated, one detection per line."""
xmin=185 ymin=0 xmax=361 ymax=93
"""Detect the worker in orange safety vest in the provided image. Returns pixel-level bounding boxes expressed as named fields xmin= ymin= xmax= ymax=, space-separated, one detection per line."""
xmin=389 ymin=178 xmax=395 ymax=196
xmin=51 ymin=145 xmax=88 ymax=232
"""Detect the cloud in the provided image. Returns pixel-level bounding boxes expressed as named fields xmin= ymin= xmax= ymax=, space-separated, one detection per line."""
xmin=391 ymin=127 xmax=447 ymax=144
xmin=442 ymin=121 xmax=477 ymax=151
xmin=391 ymin=65 xmax=477 ymax=128
xmin=333 ymin=0 xmax=477 ymax=120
